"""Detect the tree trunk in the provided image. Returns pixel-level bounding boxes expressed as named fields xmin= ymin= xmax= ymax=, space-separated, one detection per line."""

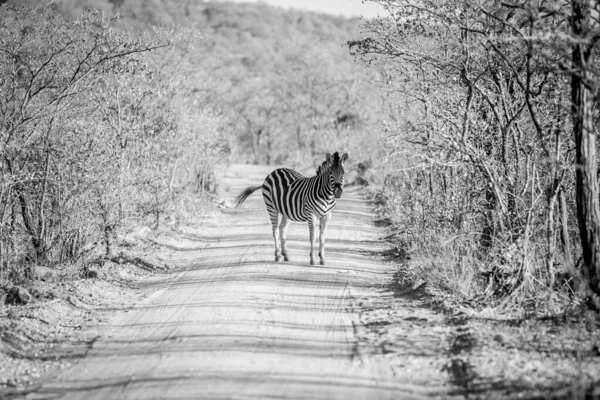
xmin=154 ymin=187 xmax=160 ymax=229
xmin=104 ymin=225 xmax=112 ymax=257
xmin=481 ymin=185 xmax=496 ymax=251
xmin=481 ymin=142 xmax=497 ymax=251
xmin=16 ymin=189 xmax=45 ymax=262
xmin=559 ymin=188 xmax=575 ymax=285
xmin=101 ymin=206 xmax=112 ymax=257
xmin=546 ymin=190 xmax=559 ymax=288
xmin=571 ymin=0 xmax=600 ymax=307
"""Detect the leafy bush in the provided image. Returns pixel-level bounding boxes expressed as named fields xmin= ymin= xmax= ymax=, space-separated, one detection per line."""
xmin=352 ymin=0 xmax=597 ymax=312
xmin=0 ymin=6 xmax=227 ymax=282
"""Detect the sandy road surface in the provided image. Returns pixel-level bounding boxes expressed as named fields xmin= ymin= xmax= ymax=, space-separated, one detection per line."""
xmin=25 ymin=164 xmax=440 ymax=400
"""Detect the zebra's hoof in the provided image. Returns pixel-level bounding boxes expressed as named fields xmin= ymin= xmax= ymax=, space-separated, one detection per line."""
xmin=283 ymin=255 xmax=290 ymax=262
xmin=319 ymin=259 xmax=326 ymax=266
xmin=310 ymin=259 xmax=316 ymax=265
xmin=275 ymin=256 xmax=283 ymax=262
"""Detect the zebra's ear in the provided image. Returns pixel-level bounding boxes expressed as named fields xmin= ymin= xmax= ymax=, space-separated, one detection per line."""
xmin=341 ymin=153 xmax=349 ymax=165
xmin=326 ymin=153 xmax=333 ymax=164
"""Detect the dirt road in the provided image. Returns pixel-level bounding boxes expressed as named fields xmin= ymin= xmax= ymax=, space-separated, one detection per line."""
xmin=24 ymin=164 xmax=448 ymax=399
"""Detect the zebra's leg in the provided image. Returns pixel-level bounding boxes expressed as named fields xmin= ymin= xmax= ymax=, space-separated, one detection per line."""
xmin=308 ymin=215 xmax=317 ymax=265
xmin=318 ymin=213 xmax=331 ymax=265
xmin=279 ymin=215 xmax=291 ymax=261
xmin=270 ymin=212 xmax=283 ymax=262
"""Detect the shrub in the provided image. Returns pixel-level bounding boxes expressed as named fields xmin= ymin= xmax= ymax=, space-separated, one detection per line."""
xmin=0 ymin=7 xmax=227 ymax=282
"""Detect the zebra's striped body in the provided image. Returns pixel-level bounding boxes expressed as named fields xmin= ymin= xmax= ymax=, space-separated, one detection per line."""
xmin=262 ymin=168 xmax=337 ymax=222
xmin=234 ymin=152 xmax=348 ymax=265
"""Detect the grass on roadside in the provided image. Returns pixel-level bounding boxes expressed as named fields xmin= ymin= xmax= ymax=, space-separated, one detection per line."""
xmin=369 ymin=185 xmax=584 ymax=317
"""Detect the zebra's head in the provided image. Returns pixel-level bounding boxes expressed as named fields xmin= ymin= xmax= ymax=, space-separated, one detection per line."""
xmin=325 ymin=152 xmax=348 ymax=199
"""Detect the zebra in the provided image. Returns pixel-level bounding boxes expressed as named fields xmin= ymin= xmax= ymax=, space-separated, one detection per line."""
xmin=233 ymin=152 xmax=348 ymax=265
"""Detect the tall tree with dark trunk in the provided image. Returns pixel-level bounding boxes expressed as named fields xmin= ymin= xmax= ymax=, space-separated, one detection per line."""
xmin=570 ymin=0 xmax=600 ymax=306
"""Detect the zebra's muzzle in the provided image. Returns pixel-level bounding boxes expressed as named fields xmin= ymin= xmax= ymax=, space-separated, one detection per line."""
xmin=334 ymin=185 xmax=343 ymax=198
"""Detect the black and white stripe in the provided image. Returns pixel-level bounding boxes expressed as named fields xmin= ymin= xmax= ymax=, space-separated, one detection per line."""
xmin=234 ymin=152 xmax=348 ymax=265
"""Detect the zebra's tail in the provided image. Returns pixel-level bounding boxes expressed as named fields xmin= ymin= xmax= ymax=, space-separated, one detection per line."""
xmin=233 ymin=185 xmax=262 ymax=208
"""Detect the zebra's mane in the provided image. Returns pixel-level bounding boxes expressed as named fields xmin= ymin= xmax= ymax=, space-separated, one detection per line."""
xmin=315 ymin=152 xmax=342 ymax=175
xmin=316 ymin=160 xmax=328 ymax=176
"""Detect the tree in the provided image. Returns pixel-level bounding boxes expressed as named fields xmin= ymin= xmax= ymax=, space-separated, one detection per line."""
xmin=0 ymin=6 xmax=166 ymax=263
xmin=569 ymin=0 xmax=600 ymax=306
xmin=0 ymin=6 xmax=228 ymax=278
xmin=350 ymin=0 xmax=600 ymax=306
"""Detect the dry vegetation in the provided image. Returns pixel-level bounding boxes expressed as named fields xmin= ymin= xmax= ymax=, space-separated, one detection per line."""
xmin=2 ymin=0 xmax=600 ymax=396
xmin=352 ymin=0 xmax=600 ymax=316
xmin=0 ymin=6 xmax=228 ymax=286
